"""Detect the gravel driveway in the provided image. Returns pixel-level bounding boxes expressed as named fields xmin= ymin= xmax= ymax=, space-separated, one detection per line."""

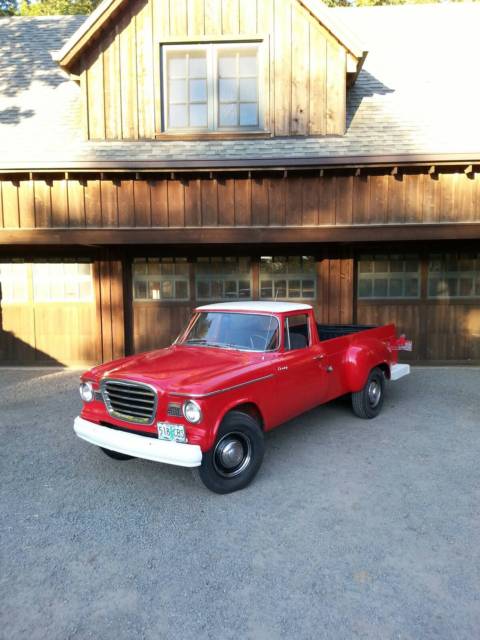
xmin=1 ymin=366 xmax=479 ymax=640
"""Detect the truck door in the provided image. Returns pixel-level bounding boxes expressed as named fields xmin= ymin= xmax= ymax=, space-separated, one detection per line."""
xmin=274 ymin=313 xmax=329 ymax=422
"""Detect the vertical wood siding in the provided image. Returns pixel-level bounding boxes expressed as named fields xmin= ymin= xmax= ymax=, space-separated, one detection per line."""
xmin=78 ymin=0 xmax=348 ymax=139
xmin=1 ymin=170 xmax=478 ymax=230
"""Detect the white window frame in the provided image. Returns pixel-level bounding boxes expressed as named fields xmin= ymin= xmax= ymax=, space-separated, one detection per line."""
xmin=161 ymin=42 xmax=264 ymax=133
xmin=357 ymin=255 xmax=421 ymax=300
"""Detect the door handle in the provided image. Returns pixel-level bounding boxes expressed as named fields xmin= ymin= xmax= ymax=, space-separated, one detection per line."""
xmin=313 ymin=355 xmax=324 ymax=361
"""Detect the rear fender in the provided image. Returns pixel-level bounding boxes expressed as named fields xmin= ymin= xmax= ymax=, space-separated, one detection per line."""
xmin=344 ymin=338 xmax=391 ymax=393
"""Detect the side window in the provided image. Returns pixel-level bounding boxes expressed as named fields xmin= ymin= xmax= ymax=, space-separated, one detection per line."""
xmin=284 ymin=314 xmax=310 ymax=351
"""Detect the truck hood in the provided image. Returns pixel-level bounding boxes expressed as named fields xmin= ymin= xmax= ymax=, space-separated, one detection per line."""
xmin=87 ymin=345 xmax=270 ymax=395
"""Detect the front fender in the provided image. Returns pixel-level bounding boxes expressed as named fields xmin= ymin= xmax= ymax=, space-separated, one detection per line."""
xmin=344 ymin=338 xmax=391 ymax=393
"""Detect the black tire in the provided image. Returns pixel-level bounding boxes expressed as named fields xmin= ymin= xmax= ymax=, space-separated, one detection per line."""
xmin=193 ymin=411 xmax=264 ymax=494
xmin=352 ymin=367 xmax=385 ymax=419
xmin=100 ymin=447 xmax=135 ymax=461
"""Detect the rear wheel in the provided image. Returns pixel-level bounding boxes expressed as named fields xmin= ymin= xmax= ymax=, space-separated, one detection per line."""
xmin=100 ymin=447 xmax=134 ymax=461
xmin=194 ymin=411 xmax=264 ymax=494
xmin=352 ymin=367 xmax=385 ymax=419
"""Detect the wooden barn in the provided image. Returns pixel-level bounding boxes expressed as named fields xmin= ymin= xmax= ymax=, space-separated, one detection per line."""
xmin=0 ymin=0 xmax=479 ymax=367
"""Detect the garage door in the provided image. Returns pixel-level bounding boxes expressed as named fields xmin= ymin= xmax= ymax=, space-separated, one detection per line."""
xmin=0 ymin=260 xmax=98 ymax=366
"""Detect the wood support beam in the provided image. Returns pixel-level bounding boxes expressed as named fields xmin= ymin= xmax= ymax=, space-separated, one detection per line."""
xmin=2 ymin=224 xmax=480 ymax=246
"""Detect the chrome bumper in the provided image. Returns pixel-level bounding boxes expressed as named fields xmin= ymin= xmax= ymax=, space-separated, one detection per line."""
xmin=390 ymin=363 xmax=411 ymax=381
xmin=73 ymin=416 xmax=202 ymax=468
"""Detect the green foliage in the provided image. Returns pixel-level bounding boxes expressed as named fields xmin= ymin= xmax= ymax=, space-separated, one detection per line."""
xmin=18 ymin=0 xmax=100 ymax=15
xmin=0 ymin=0 xmax=17 ymax=15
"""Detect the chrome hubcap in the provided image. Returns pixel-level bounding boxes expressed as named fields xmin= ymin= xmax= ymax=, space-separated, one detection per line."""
xmin=213 ymin=432 xmax=252 ymax=478
xmin=367 ymin=380 xmax=381 ymax=407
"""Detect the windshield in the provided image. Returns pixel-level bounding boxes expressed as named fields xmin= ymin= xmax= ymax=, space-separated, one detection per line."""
xmin=181 ymin=312 xmax=280 ymax=352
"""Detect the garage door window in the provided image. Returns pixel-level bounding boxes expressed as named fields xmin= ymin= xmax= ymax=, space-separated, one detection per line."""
xmin=260 ymin=256 xmax=316 ymax=300
xmin=195 ymin=257 xmax=251 ymax=301
xmin=133 ymin=258 xmax=190 ymax=301
xmin=358 ymin=255 xmax=420 ymax=299
xmin=32 ymin=262 xmax=93 ymax=302
xmin=0 ymin=262 xmax=29 ymax=303
xmin=428 ymin=253 xmax=480 ymax=298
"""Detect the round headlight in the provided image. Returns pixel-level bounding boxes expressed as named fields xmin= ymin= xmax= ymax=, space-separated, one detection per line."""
xmin=183 ymin=400 xmax=202 ymax=424
xmin=79 ymin=381 xmax=94 ymax=403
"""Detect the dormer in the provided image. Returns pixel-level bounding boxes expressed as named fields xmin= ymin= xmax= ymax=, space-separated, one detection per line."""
xmin=56 ymin=0 xmax=366 ymax=140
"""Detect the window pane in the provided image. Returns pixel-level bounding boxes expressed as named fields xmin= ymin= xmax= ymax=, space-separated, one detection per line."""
xmin=239 ymin=78 xmax=257 ymax=101
xmin=239 ymin=54 xmax=257 ymax=77
xmin=389 ymin=259 xmax=404 ymax=273
xmin=169 ymin=56 xmax=186 ymax=78
xmin=239 ymin=280 xmax=250 ymax=298
xmin=358 ymin=279 xmax=373 ymax=298
xmin=374 ymin=259 xmax=389 ymax=274
xmin=225 ymin=281 xmax=237 ymax=298
xmin=149 ymin=281 xmax=161 ymax=300
xmin=189 ymin=55 xmax=207 ymax=78
xmin=289 ymin=279 xmax=301 ymax=298
xmin=133 ymin=260 xmax=147 ymax=275
xmin=302 ymin=280 xmax=315 ymax=299
xmin=429 ymin=278 xmax=441 ymax=297
xmin=239 ymin=103 xmax=258 ymax=126
xmin=274 ymin=280 xmax=287 ymax=298
xmin=79 ymin=281 xmax=92 ymax=300
xmin=189 ymin=79 xmax=207 ymax=102
xmin=160 ymin=261 xmax=174 ymax=276
xmin=148 ymin=259 xmax=161 ymax=275
xmin=211 ymin=280 xmax=223 ymax=299
xmin=161 ymin=280 xmax=174 ymax=299
xmin=218 ymin=55 xmax=236 ymax=77
xmin=219 ymin=78 xmax=237 ymax=102
xmin=389 ymin=278 xmax=403 ymax=297
xmin=405 ymin=278 xmax=419 ymax=297
xmin=359 ymin=260 xmax=373 ymax=274
xmin=175 ymin=280 xmax=189 ymax=299
xmin=169 ymin=79 xmax=186 ymax=103
xmin=190 ymin=104 xmax=208 ymax=127
xmin=261 ymin=280 xmax=272 ymax=298
xmin=373 ymin=279 xmax=388 ymax=297
xmin=219 ymin=104 xmax=238 ymax=126
xmin=459 ymin=277 xmax=474 ymax=297
xmin=169 ymin=104 xmax=188 ymax=128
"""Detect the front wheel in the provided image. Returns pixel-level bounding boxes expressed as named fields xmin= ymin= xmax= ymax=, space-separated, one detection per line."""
xmin=193 ymin=411 xmax=264 ymax=494
xmin=351 ymin=367 xmax=385 ymax=419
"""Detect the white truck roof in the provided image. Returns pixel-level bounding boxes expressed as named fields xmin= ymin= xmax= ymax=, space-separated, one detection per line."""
xmin=196 ymin=301 xmax=313 ymax=313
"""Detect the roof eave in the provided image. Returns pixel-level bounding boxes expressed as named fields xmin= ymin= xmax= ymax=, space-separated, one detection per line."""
xmin=55 ymin=0 xmax=125 ymax=70
xmin=0 ymin=152 xmax=479 ymax=175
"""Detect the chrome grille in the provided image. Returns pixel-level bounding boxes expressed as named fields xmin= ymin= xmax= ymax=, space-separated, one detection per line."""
xmin=101 ymin=379 xmax=157 ymax=425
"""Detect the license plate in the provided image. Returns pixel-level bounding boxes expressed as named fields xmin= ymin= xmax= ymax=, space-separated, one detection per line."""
xmin=157 ymin=422 xmax=186 ymax=443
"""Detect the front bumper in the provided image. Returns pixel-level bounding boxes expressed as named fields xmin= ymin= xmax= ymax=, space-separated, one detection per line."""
xmin=74 ymin=416 xmax=202 ymax=468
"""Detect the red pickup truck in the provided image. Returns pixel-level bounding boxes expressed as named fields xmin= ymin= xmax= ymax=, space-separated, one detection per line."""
xmin=74 ymin=302 xmax=411 ymax=493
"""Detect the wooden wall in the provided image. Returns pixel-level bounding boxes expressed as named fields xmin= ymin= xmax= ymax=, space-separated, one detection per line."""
xmin=1 ymin=169 xmax=479 ymax=230
xmin=77 ymin=0 xmax=348 ymax=139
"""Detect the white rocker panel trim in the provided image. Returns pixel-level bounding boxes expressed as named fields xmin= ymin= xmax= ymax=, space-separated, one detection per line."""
xmin=390 ymin=363 xmax=411 ymax=381
xmin=74 ymin=416 xmax=202 ymax=467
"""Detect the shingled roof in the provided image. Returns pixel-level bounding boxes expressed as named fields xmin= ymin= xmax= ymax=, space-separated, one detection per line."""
xmin=0 ymin=4 xmax=479 ymax=171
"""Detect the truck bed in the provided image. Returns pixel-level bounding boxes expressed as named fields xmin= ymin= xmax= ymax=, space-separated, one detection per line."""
xmin=316 ymin=324 xmax=376 ymax=341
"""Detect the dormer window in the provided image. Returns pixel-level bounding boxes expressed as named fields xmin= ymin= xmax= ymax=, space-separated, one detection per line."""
xmin=162 ymin=43 xmax=262 ymax=133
